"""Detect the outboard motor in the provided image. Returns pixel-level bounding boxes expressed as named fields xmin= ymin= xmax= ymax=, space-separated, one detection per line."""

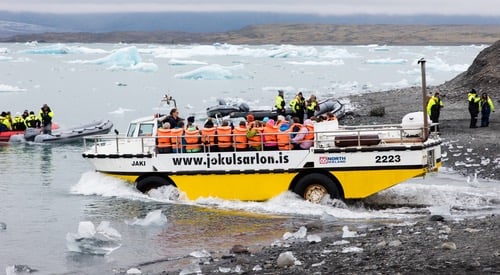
xmin=239 ymin=103 xmax=250 ymax=112
xmin=24 ymin=128 xmax=38 ymax=141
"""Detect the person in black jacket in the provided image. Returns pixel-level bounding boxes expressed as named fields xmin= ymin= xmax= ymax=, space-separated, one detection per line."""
xmin=468 ymin=89 xmax=481 ymax=128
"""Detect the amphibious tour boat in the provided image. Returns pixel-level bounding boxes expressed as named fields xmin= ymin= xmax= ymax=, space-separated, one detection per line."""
xmin=83 ymin=108 xmax=441 ymax=203
xmin=82 ymin=60 xmax=441 ymax=203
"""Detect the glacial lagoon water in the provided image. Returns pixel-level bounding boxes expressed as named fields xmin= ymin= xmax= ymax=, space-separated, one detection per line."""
xmin=1 ymin=42 xmax=499 ymax=274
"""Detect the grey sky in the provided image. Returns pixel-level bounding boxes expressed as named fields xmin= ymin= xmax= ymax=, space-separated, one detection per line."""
xmin=1 ymin=0 xmax=499 ymax=16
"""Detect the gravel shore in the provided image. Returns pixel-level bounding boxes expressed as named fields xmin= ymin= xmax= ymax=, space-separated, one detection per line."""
xmin=161 ymin=88 xmax=500 ymax=275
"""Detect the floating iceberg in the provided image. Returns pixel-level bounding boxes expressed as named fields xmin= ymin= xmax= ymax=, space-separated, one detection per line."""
xmin=0 ymin=84 xmax=27 ymax=92
xmin=174 ymin=64 xmax=249 ymax=80
xmin=70 ymin=46 xmax=158 ymax=72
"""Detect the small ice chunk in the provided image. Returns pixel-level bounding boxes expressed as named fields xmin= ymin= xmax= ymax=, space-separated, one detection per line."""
xmin=189 ymin=249 xmax=211 ymax=258
xmin=125 ymin=210 xmax=167 ymax=227
xmin=283 ymin=226 xmax=307 ymax=240
xmin=307 ymin=234 xmax=322 ymax=243
xmin=342 ymin=225 xmax=359 ymax=238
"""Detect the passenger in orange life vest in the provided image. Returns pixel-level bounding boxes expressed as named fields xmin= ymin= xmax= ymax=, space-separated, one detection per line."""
xmin=288 ymin=117 xmax=302 ymax=139
xmin=246 ymin=114 xmax=255 ymax=128
xmin=277 ymin=118 xmax=293 ymax=150
xmin=246 ymin=119 xmax=262 ymax=151
xmin=263 ymin=118 xmax=279 ymax=151
xmin=292 ymin=119 xmax=314 ymax=149
xmin=275 ymin=115 xmax=286 ymax=127
xmin=185 ymin=116 xmax=198 ymax=130
xmin=217 ymin=119 xmax=233 ymax=152
xmin=157 ymin=122 xmax=172 ymax=153
xmin=201 ymin=118 xmax=217 ymax=152
xmin=170 ymin=121 xmax=185 ymax=153
xmin=184 ymin=124 xmax=201 ymax=153
xmin=233 ymin=120 xmax=248 ymax=151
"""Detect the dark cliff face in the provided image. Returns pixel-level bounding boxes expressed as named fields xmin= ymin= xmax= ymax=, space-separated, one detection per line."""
xmin=441 ymin=40 xmax=500 ymax=102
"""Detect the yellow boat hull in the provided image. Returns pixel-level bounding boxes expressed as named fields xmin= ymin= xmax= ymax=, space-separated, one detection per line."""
xmin=103 ymin=160 xmax=441 ymax=201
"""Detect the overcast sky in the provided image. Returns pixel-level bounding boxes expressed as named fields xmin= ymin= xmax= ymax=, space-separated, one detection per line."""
xmin=1 ymin=0 xmax=499 ymax=16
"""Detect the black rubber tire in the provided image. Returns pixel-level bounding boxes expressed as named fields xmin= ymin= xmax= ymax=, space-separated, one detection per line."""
xmin=136 ymin=176 xmax=169 ymax=193
xmin=293 ymin=173 xmax=341 ymax=203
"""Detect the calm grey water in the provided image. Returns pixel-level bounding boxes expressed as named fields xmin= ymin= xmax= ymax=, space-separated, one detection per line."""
xmin=1 ymin=43 xmax=499 ymax=274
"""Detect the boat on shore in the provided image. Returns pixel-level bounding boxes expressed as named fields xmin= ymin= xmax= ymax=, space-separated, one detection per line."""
xmin=83 ymin=100 xmax=441 ymax=203
xmin=206 ymin=97 xmax=345 ymax=120
xmin=3 ymin=120 xmax=113 ymax=143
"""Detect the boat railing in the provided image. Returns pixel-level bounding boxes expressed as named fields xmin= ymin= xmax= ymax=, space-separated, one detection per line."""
xmin=82 ymin=123 xmax=438 ymax=155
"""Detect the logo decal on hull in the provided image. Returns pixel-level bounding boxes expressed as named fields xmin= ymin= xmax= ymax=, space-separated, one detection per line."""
xmin=319 ymin=155 xmax=346 ymax=164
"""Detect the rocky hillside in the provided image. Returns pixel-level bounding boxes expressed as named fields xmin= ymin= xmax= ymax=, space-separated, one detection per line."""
xmin=2 ymin=24 xmax=500 ymax=45
xmin=439 ymin=40 xmax=500 ymax=103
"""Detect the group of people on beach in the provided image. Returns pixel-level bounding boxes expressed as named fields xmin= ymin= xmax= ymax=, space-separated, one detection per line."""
xmin=426 ymin=89 xmax=495 ymax=131
xmin=156 ymin=104 xmax=337 ymax=154
xmin=467 ymin=89 xmax=495 ymax=128
xmin=0 ymin=104 xmax=54 ymax=134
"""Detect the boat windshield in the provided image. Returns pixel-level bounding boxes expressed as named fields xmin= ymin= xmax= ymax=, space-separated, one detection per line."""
xmin=138 ymin=123 xmax=154 ymax=137
xmin=127 ymin=124 xmax=137 ymax=137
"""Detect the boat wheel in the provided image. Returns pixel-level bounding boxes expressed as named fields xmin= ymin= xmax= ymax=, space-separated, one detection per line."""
xmin=304 ymin=184 xmax=329 ymax=204
xmin=136 ymin=176 xmax=171 ymax=193
xmin=293 ymin=173 xmax=342 ymax=203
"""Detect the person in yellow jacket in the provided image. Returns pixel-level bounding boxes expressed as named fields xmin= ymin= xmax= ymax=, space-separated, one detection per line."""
xmin=480 ymin=92 xmax=495 ymax=127
xmin=306 ymin=94 xmax=319 ymax=119
xmin=275 ymin=90 xmax=286 ymax=116
xmin=0 ymin=111 xmax=12 ymax=132
xmin=11 ymin=112 xmax=26 ymax=131
xmin=24 ymin=111 xmax=41 ymax=128
xmin=426 ymin=92 xmax=443 ymax=132
xmin=39 ymin=104 xmax=54 ymax=134
xmin=290 ymin=92 xmax=305 ymax=123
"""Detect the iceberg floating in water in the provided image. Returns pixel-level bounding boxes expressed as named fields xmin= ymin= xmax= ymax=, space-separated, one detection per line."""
xmin=70 ymin=46 xmax=158 ymax=72
xmin=0 ymin=84 xmax=27 ymax=92
xmin=66 ymin=221 xmax=122 ymax=256
xmin=174 ymin=64 xmax=249 ymax=80
xmin=365 ymin=58 xmax=408 ymax=64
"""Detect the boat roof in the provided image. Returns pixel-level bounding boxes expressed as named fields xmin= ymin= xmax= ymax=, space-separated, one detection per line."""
xmin=129 ymin=115 xmax=158 ymax=124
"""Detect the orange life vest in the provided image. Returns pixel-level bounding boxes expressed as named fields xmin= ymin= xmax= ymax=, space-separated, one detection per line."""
xmin=170 ymin=128 xmax=184 ymax=150
xmin=201 ymin=127 xmax=217 ymax=146
xmin=288 ymin=123 xmax=303 ymax=137
xmin=217 ymin=126 xmax=232 ymax=148
xmin=233 ymin=126 xmax=248 ymax=149
xmin=277 ymin=130 xmax=292 ymax=150
xmin=157 ymin=128 xmax=172 ymax=149
xmin=184 ymin=128 xmax=201 ymax=152
xmin=247 ymin=128 xmax=262 ymax=148
xmin=263 ymin=125 xmax=278 ymax=146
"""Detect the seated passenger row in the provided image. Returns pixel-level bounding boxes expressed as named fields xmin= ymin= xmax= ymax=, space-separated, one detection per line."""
xmin=156 ymin=117 xmax=315 ymax=153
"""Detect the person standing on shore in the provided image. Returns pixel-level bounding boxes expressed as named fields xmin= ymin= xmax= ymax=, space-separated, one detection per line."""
xmin=480 ymin=92 xmax=495 ymax=127
xmin=468 ymin=89 xmax=481 ymax=128
xmin=426 ymin=91 xmax=443 ymax=132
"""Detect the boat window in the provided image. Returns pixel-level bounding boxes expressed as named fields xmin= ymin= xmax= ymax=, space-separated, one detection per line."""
xmin=127 ymin=124 xmax=137 ymax=137
xmin=138 ymin=123 xmax=154 ymax=137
